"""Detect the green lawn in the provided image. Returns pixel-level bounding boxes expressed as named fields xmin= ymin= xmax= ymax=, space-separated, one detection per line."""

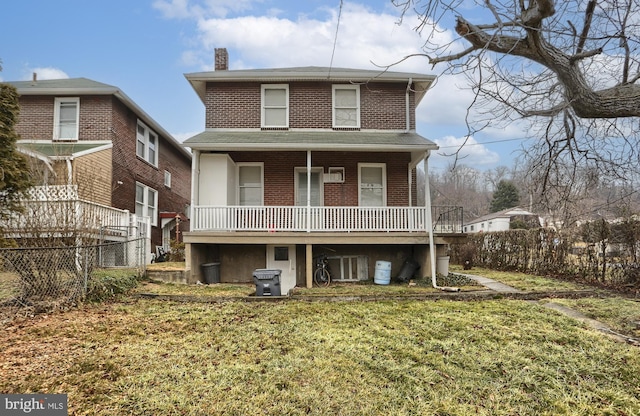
xmin=1 ymin=297 xmax=639 ymax=415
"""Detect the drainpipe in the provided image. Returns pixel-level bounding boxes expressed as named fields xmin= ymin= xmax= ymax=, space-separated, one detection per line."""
xmin=405 ymin=78 xmax=412 ymax=132
xmin=424 ymin=153 xmax=459 ymax=292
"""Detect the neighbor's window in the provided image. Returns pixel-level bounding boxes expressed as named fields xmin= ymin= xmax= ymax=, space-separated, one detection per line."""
xmin=135 ymin=182 xmax=158 ymax=226
xmin=164 ymin=170 xmax=172 ymax=188
xmin=136 ymin=120 xmax=158 ymax=166
xmin=332 ymin=85 xmax=360 ymax=128
xmin=261 ymin=84 xmax=289 ymax=128
xmin=358 ymin=163 xmax=386 ymax=206
xmin=53 ymin=97 xmax=80 ymax=140
xmin=238 ymin=163 xmax=263 ymax=206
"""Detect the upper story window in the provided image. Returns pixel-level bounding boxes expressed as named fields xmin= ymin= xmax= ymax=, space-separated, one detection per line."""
xmin=135 ymin=182 xmax=158 ymax=227
xmin=164 ymin=170 xmax=172 ymax=188
xmin=53 ymin=97 xmax=79 ymax=141
xmin=238 ymin=163 xmax=264 ymax=206
xmin=332 ymin=85 xmax=360 ymax=128
xmin=261 ymin=84 xmax=289 ymax=128
xmin=136 ymin=120 xmax=158 ymax=166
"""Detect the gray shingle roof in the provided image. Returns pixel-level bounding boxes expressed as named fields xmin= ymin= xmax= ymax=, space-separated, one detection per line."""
xmin=183 ymin=130 xmax=438 ymax=152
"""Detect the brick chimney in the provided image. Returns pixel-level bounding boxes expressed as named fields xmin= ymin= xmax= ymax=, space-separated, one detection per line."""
xmin=215 ymin=48 xmax=228 ymax=71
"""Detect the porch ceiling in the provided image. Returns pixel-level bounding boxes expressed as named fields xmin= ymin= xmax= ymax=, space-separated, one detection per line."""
xmin=183 ymin=131 xmax=438 ymax=152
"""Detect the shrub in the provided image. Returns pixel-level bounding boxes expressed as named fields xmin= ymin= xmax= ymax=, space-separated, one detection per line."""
xmin=86 ymin=269 xmax=140 ymax=302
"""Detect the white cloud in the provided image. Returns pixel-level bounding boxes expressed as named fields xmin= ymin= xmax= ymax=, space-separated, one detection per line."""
xmin=431 ymin=135 xmax=500 ymax=167
xmin=24 ymin=67 xmax=69 ymax=81
xmin=181 ymin=2 xmax=453 ymax=73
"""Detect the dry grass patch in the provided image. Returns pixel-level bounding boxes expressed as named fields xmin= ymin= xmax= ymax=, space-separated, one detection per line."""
xmin=1 ymin=298 xmax=639 ymax=415
xmin=134 ymin=280 xmax=255 ymax=297
xmin=547 ymin=297 xmax=640 ymax=339
xmin=451 ymin=265 xmax=592 ymax=292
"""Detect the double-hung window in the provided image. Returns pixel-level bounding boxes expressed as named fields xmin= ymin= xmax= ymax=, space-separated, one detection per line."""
xmin=332 ymin=85 xmax=360 ymax=128
xmin=53 ymin=97 xmax=79 ymax=141
xmin=136 ymin=120 xmax=158 ymax=166
xmin=238 ymin=163 xmax=264 ymax=206
xmin=261 ymin=84 xmax=289 ymax=128
xmin=135 ymin=182 xmax=158 ymax=226
xmin=358 ymin=163 xmax=386 ymax=206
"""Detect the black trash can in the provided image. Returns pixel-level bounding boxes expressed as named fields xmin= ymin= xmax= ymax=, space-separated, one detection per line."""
xmin=201 ymin=262 xmax=220 ymax=284
xmin=396 ymin=258 xmax=420 ymax=282
xmin=253 ymin=269 xmax=282 ymax=296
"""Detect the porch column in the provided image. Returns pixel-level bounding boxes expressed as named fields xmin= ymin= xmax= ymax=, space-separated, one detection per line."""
xmin=423 ymin=153 xmax=438 ymax=286
xmin=306 ymin=244 xmax=313 ymax=288
xmin=306 ymin=150 xmax=311 ymax=232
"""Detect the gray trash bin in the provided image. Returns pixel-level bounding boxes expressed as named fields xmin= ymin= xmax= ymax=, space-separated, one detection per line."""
xmin=253 ymin=269 xmax=282 ymax=296
xmin=201 ymin=262 xmax=220 ymax=284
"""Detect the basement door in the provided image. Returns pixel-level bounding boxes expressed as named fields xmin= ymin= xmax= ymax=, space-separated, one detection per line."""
xmin=266 ymin=245 xmax=296 ymax=295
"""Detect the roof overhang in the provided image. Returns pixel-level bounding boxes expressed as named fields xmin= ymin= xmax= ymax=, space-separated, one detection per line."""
xmin=182 ymin=130 xmax=439 ymax=153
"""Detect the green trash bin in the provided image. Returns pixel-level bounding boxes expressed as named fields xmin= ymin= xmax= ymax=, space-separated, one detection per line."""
xmin=201 ymin=262 xmax=220 ymax=284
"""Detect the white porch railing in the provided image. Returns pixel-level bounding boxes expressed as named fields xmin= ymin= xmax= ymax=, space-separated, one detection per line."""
xmin=2 ymin=185 xmax=151 ymax=240
xmin=192 ymin=206 xmax=463 ymax=233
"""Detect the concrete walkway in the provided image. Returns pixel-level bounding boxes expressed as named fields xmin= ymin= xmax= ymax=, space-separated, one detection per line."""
xmin=459 ymin=272 xmax=639 ymax=346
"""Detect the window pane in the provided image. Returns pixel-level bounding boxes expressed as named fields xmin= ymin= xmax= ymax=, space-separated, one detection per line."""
xmin=239 ymin=166 xmax=261 ymax=186
xmin=264 ymin=108 xmax=286 ymax=126
xmin=136 ymin=185 xmax=144 ymax=204
xmin=264 ymin=88 xmax=286 ymax=106
xmin=361 ymin=188 xmax=383 ymax=206
xmin=335 ymin=109 xmax=357 ymax=126
xmin=361 ymin=167 xmax=382 ymax=186
xmin=239 ymin=187 xmax=261 ymax=205
xmin=335 ymin=89 xmax=356 ymax=107
xmin=147 ymin=189 xmax=156 ymax=208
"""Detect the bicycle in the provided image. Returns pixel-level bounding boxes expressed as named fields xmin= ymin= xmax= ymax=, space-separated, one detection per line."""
xmin=313 ymin=253 xmax=332 ymax=286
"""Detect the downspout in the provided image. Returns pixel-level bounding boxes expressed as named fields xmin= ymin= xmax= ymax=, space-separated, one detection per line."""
xmin=424 ymin=153 xmax=459 ymax=292
xmin=405 ymin=78 xmax=412 ymax=132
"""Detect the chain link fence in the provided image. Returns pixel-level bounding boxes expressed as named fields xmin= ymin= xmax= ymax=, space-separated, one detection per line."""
xmin=0 ymin=237 xmax=147 ymax=322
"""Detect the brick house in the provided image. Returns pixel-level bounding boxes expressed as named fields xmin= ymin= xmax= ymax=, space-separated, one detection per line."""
xmin=182 ymin=49 xmax=463 ymax=292
xmin=5 ymin=77 xmax=191 ymax=254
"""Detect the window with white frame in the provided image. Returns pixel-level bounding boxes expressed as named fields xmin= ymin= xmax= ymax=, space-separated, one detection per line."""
xmin=261 ymin=84 xmax=289 ymax=128
xmin=53 ymin=97 xmax=79 ymax=140
xmin=238 ymin=164 xmax=263 ymax=206
xmin=164 ymin=170 xmax=172 ymax=188
xmin=358 ymin=163 xmax=386 ymax=206
xmin=136 ymin=120 xmax=158 ymax=166
xmin=332 ymin=85 xmax=360 ymax=128
xmin=135 ymin=182 xmax=158 ymax=226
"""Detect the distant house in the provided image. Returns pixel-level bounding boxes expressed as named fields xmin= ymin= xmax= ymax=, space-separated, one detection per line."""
xmin=463 ymin=207 xmax=542 ymax=233
xmin=4 ymin=77 xmax=191 ymax=254
xmin=181 ymin=48 xmax=464 ymax=292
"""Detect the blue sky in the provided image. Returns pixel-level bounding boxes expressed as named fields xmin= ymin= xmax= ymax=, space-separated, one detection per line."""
xmin=1 ymin=0 xmax=529 ymax=172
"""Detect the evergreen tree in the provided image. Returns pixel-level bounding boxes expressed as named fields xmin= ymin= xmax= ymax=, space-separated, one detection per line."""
xmin=489 ymin=180 xmax=520 ymax=213
xmin=0 ymin=82 xmax=33 ymax=222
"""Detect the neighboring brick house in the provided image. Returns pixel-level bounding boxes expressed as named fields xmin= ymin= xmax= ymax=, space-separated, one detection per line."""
xmin=182 ymin=49 xmax=464 ymax=292
xmin=6 ymin=77 xmax=191 ymax=253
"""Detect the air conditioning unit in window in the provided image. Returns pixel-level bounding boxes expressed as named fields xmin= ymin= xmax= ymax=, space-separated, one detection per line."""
xmin=323 ymin=167 xmax=345 ymax=183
